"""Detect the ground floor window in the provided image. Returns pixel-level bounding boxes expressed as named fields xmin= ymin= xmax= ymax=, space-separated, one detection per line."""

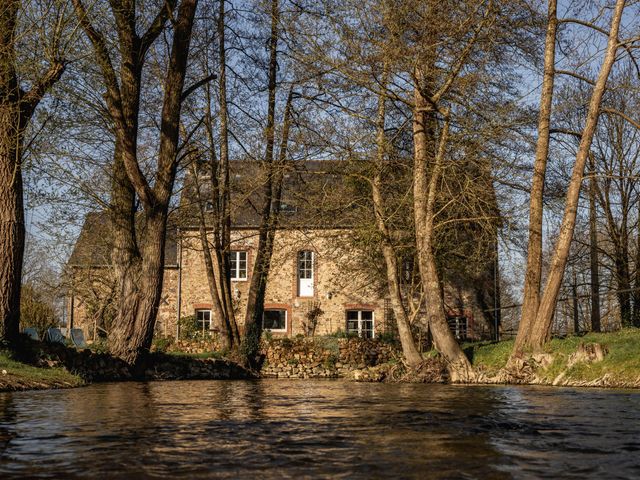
xmin=447 ymin=316 xmax=468 ymax=340
xmin=196 ymin=309 xmax=212 ymax=331
xmin=263 ymin=309 xmax=287 ymax=332
xmin=346 ymin=310 xmax=374 ymax=338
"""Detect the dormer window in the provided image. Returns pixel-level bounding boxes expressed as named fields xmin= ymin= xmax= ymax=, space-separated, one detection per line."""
xmin=280 ymin=203 xmax=297 ymax=214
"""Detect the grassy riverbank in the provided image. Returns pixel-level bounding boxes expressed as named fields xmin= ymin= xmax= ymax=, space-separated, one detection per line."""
xmin=0 ymin=350 xmax=85 ymax=392
xmin=466 ymin=328 xmax=640 ymax=387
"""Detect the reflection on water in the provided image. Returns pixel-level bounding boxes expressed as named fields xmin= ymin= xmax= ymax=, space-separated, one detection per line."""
xmin=0 ymin=380 xmax=639 ymax=479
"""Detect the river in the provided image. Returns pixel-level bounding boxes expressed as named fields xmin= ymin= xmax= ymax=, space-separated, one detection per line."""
xmin=0 ymin=380 xmax=638 ymax=478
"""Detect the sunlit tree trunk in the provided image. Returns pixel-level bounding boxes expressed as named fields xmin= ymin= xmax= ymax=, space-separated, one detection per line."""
xmin=588 ymin=154 xmax=601 ymax=332
xmin=74 ymin=0 xmax=198 ymax=364
xmin=524 ymin=0 xmax=625 ymax=350
xmin=512 ymin=0 xmax=558 ymax=356
xmin=371 ymin=76 xmax=422 ymax=367
xmin=0 ymin=1 xmax=64 ymax=342
xmin=413 ymin=79 xmax=473 ymax=382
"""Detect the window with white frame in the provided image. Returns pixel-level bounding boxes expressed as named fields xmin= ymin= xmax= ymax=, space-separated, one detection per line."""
xmin=297 ymin=250 xmax=314 ymax=296
xmin=196 ymin=309 xmax=212 ymax=330
xmin=263 ymin=309 xmax=287 ymax=332
xmin=346 ymin=310 xmax=374 ymax=339
xmin=229 ymin=251 xmax=248 ymax=281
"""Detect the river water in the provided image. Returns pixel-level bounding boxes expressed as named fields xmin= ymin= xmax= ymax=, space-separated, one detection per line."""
xmin=0 ymin=380 xmax=638 ymax=479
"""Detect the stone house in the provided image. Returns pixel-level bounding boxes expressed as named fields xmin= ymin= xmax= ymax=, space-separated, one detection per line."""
xmin=66 ymin=160 xmax=498 ymax=342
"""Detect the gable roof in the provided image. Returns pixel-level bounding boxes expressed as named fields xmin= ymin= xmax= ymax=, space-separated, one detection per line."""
xmin=178 ymin=159 xmax=354 ymax=229
xmin=67 ymin=212 xmax=178 ymax=267
xmin=68 ymin=160 xmax=353 ymax=267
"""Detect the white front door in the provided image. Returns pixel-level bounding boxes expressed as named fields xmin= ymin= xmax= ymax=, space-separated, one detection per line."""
xmin=298 ymin=251 xmax=314 ymax=297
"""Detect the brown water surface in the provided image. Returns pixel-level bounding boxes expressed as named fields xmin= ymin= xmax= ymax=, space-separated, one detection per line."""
xmin=0 ymin=380 xmax=639 ymax=478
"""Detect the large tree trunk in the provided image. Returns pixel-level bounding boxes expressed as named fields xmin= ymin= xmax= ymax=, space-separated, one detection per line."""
xmin=512 ymin=0 xmax=558 ymax=356
xmin=75 ymin=0 xmax=199 ymax=364
xmin=371 ymin=76 xmax=422 ymax=367
xmin=1 ymin=1 xmax=63 ymax=342
xmin=0 ymin=107 xmax=24 ymax=342
xmin=412 ymin=82 xmax=473 ymax=382
xmin=109 ymin=212 xmax=168 ymax=363
xmin=523 ymin=0 xmax=625 ymax=350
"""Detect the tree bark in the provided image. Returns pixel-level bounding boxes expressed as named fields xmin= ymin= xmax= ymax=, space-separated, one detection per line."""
xmin=242 ymin=0 xmax=289 ymax=365
xmin=512 ymin=0 xmax=558 ymax=356
xmin=588 ymin=154 xmax=601 ymax=332
xmin=524 ymin=0 xmax=625 ymax=350
xmin=371 ymin=75 xmax=422 ymax=367
xmin=191 ymin=164 xmax=232 ymax=349
xmin=1 ymin=1 xmax=64 ymax=342
xmin=74 ymin=0 xmax=198 ymax=364
xmin=412 ymin=80 xmax=474 ymax=382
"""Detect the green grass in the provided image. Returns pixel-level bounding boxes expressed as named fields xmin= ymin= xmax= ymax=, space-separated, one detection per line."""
xmin=0 ymin=350 xmax=84 ymax=391
xmin=166 ymin=351 xmax=218 ymax=359
xmin=462 ymin=328 xmax=640 ymax=384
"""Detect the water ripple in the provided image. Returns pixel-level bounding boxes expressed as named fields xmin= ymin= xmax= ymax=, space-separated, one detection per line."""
xmin=0 ymin=380 xmax=638 ymax=479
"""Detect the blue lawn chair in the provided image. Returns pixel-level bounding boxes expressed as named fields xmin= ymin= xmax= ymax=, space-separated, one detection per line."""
xmin=70 ymin=328 xmax=87 ymax=348
xmin=45 ymin=327 xmax=66 ymax=344
xmin=23 ymin=327 xmax=40 ymax=341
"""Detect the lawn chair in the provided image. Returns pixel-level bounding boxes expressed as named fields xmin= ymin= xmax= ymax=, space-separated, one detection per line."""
xmin=23 ymin=327 xmax=40 ymax=341
xmin=45 ymin=327 xmax=66 ymax=344
xmin=70 ymin=328 xmax=87 ymax=348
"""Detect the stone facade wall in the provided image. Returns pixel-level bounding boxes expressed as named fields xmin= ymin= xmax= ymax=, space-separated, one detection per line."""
xmin=260 ymin=337 xmax=399 ymax=378
xmin=175 ymin=228 xmax=389 ymax=339
xmin=68 ymin=228 xmax=494 ymax=342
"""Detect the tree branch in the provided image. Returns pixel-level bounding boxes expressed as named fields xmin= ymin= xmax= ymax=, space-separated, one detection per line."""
xmin=20 ymin=61 xmax=65 ymax=120
xmin=71 ymin=0 xmax=122 ymax=112
xmin=181 ymin=73 xmax=217 ymax=102
xmin=555 ymin=69 xmax=595 ymax=85
xmin=140 ymin=0 xmax=178 ymax=59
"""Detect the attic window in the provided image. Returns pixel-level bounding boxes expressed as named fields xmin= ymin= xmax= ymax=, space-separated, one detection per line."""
xmin=280 ymin=203 xmax=297 ymax=214
xmin=205 ymin=201 xmax=214 ymax=212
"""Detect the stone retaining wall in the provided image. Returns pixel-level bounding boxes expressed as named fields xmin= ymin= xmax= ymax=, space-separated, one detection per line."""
xmin=260 ymin=337 xmax=400 ymax=378
xmin=23 ymin=339 xmax=251 ymax=382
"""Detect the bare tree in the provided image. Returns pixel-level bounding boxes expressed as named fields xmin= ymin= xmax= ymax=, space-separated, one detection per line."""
xmin=512 ymin=0 xmax=627 ymax=355
xmin=72 ymin=0 xmax=201 ymax=364
xmin=1 ymin=0 xmax=66 ymax=342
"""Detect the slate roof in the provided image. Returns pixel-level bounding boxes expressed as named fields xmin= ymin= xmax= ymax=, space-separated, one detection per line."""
xmin=67 ymin=212 xmax=178 ymax=267
xmin=68 ymin=160 xmax=353 ymax=267
xmin=178 ymin=159 xmax=354 ymax=229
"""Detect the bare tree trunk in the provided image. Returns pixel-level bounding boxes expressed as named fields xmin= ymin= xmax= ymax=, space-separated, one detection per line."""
xmin=191 ymin=164 xmax=232 ymax=350
xmin=74 ymin=0 xmax=198 ymax=364
xmin=0 ymin=105 xmax=24 ymax=343
xmin=525 ymin=0 xmax=625 ymax=350
xmin=242 ymin=83 xmax=294 ymax=366
xmin=412 ymin=82 xmax=473 ymax=382
xmin=371 ymin=76 xmax=422 ymax=367
xmin=634 ymin=201 xmax=640 ymax=327
xmin=216 ymin=0 xmax=240 ymax=344
xmin=588 ymin=155 xmax=601 ymax=332
xmin=512 ymin=0 xmax=558 ymax=355
xmin=109 ymin=212 xmax=168 ymax=362
xmin=1 ymin=1 xmax=64 ymax=342
xmin=242 ymin=0 xmax=289 ymax=365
